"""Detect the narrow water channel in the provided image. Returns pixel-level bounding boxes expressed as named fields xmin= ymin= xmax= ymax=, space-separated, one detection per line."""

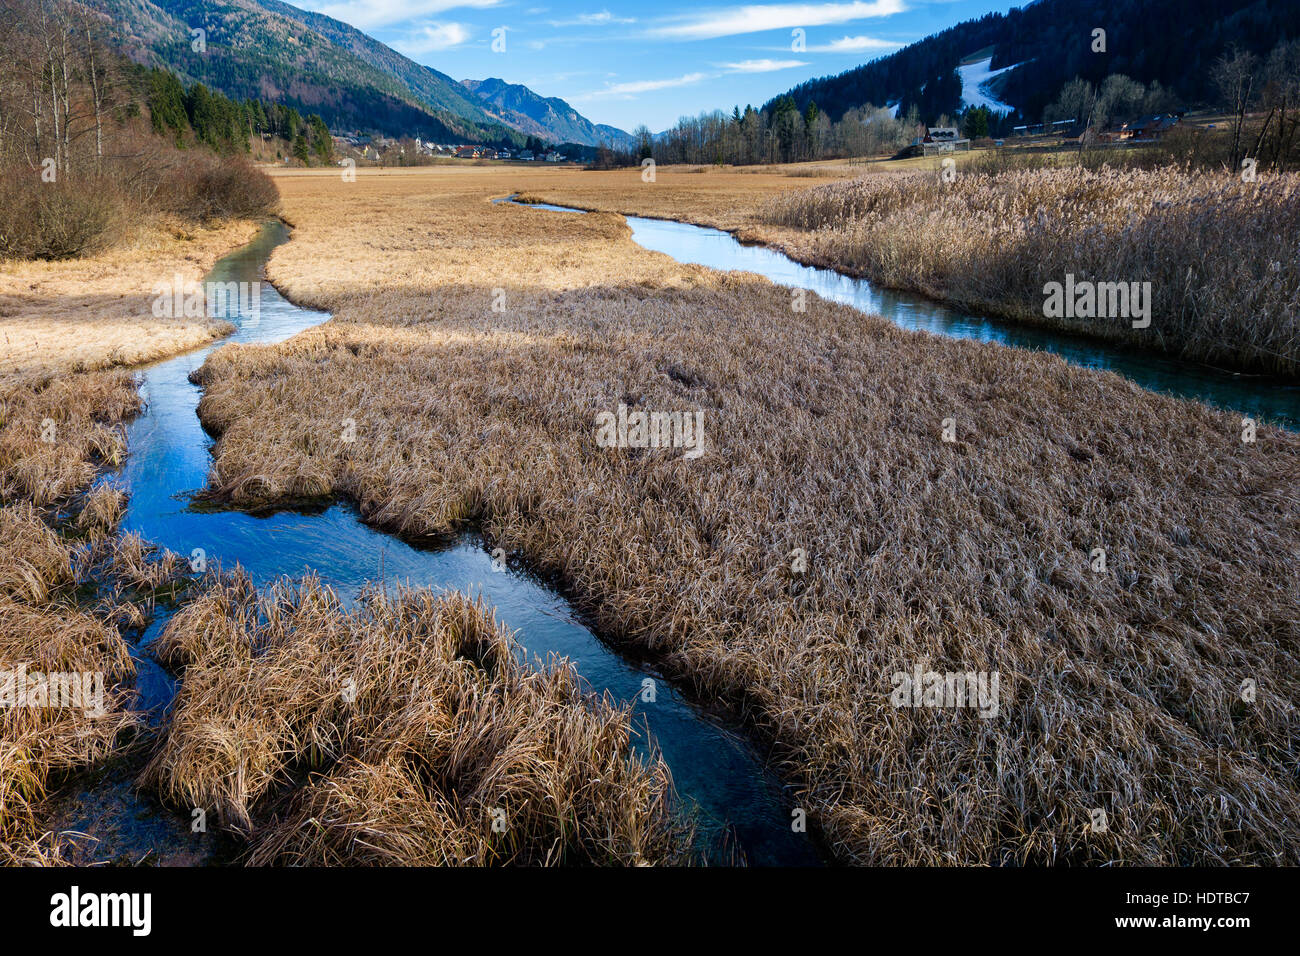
xmin=508 ymin=197 xmax=1300 ymax=429
xmin=107 ymin=220 xmax=822 ymax=867
xmin=102 ymin=197 xmax=1296 ymax=867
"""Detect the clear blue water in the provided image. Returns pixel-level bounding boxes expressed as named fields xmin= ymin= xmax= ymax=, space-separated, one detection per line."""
xmin=508 ymin=197 xmax=1300 ymax=429
xmin=111 ymin=198 xmax=1298 ymax=867
xmin=107 ymin=220 xmax=821 ymax=867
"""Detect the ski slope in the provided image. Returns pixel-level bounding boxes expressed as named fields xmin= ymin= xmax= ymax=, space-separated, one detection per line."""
xmin=958 ymin=56 xmax=1020 ymax=114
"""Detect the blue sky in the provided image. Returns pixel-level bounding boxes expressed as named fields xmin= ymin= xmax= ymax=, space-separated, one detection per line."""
xmin=297 ymin=0 xmax=1010 ymax=131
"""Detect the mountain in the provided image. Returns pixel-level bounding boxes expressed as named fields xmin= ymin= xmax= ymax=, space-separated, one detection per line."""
xmin=460 ymin=77 xmax=635 ymax=150
xmin=253 ymin=0 xmax=492 ymax=122
xmin=86 ymin=0 xmax=521 ymax=144
xmin=765 ymin=0 xmax=1300 ymax=123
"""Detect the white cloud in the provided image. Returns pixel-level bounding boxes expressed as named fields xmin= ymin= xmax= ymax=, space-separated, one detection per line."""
xmin=392 ymin=22 xmax=472 ymax=54
xmin=577 ymin=72 xmax=713 ymax=99
xmin=808 ymin=33 xmax=899 ymax=52
xmin=549 ymin=10 xmax=637 ymax=26
xmin=649 ymin=0 xmax=906 ymax=40
xmin=720 ymin=58 xmax=807 ymax=72
xmin=305 ymin=0 xmax=501 ymax=31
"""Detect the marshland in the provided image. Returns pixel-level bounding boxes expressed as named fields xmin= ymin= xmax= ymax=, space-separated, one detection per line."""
xmin=3 ymin=0 xmax=1300 ymax=869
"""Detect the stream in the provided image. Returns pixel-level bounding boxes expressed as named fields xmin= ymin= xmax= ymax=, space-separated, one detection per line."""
xmin=82 ymin=195 xmax=1298 ymax=867
xmin=102 ymin=219 xmax=821 ymax=867
xmin=511 ymin=196 xmax=1300 ymax=429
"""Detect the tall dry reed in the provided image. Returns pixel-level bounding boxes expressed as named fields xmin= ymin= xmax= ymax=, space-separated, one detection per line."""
xmin=761 ymin=166 xmax=1300 ymax=375
xmin=143 ymin=575 xmax=693 ymax=865
xmin=0 ymin=368 xmax=175 ymax=863
xmin=0 ymin=512 xmax=140 ymax=862
xmin=194 ymin=169 xmax=1300 ymax=864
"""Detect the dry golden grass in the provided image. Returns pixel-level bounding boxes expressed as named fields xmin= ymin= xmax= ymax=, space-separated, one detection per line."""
xmin=0 ymin=505 xmax=141 ymax=862
xmin=275 ymin=161 xmax=850 ymax=237
xmin=179 ymin=165 xmax=1300 ymax=865
xmin=0 ymin=486 xmax=214 ymax=863
xmin=0 ymin=502 xmax=75 ymax=603
xmin=0 ymin=370 xmax=139 ymax=506
xmin=143 ymin=574 xmax=692 ymax=865
xmin=761 ymin=166 xmax=1300 ymax=375
xmin=0 ymin=233 xmax=245 ymax=861
xmin=1 ymin=188 xmax=690 ymax=866
xmin=0 ymin=217 xmax=257 ymax=375
xmin=76 ymin=485 xmax=127 ymax=539
xmin=530 ymin=163 xmax=855 ymax=238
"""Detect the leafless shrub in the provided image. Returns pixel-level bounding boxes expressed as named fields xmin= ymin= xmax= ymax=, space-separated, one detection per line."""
xmin=0 ymin=176 xmax=123 ymax=260
xmin=156 ymin=153 xmax=281 ymax=223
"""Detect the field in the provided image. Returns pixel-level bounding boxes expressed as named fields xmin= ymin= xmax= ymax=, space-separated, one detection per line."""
xmin=2 ymin=161 xmax=1297 ymax=865
xmin=0 ymin=219 xmax=256 ymax=375
xmin=0 ymin=210 xmax=695 ymax=865
xmin=759 ymin=165 xmax=1300 ymax=375
xmin=175 ymin=164 xmax=1300 ymax=865
xmin=492 ymin=158 xmax=1300 ymax=377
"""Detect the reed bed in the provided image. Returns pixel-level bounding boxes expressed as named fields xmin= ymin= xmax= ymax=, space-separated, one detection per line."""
xmin=75 ymin=485 xmax=127 ymax=539
xmin=0 ymin=502 xmax=75 ymax=603
xmin=0 ymin=371 xmax=140 ymax=505
xmin=186 ymin=167 xmax=1300 ymax=865
xmin=0 ymin=518 xmax=140 ymax=862
xmin=760 ymin=166 xmax=1300 ymax=375
xmin=0 ymin=214 xmax=326 ymax=864
xmin=0 ymin=363 xmax=176 ymax=863
xmin=143 ymin=574 xmax=692 ymax=865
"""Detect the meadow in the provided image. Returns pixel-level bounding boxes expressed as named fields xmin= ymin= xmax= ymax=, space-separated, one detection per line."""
xmin=501 ymin=158 xmax=1300 ymax=377
xmin=3 ymin=161 xmax=1298 ymax=865
xmin=0 ymin=219 xmax=255 ymax=375
xmin=181 ymin=165 xmax=1300 ymax=865
xmin=759 ymin=165 xmax=1300 ymax=375
xmin=0 ymin=204 xmax=690 ymax=865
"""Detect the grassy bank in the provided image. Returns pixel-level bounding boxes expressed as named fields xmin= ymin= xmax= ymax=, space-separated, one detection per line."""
xmin=145 ymin=575 xmax=691 ymax=865
xmin=760 ymin=165 xmax=1300 ymax=376
xmin=0 ymin=209 xmax=693 ymax=865
xmin=0 ymin=219 xmax=258 ymax=376
xmin=0 ymin=371 xmax=153 ymax=863
xmin=185 ymin=166 xmax=1300 ymax=865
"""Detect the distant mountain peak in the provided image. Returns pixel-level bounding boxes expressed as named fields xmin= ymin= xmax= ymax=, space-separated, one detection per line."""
xmin=83 ymin=0 xmax=627 ymax=147
xmin=460 ymin=76 xmax=634 ymax=149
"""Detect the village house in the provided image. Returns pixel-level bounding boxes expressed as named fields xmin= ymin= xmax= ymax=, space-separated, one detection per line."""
xmin=921 ymin=127 xmax=970 ymax=154
xmin=1118 ymin=113 xmax=1182 ymax=142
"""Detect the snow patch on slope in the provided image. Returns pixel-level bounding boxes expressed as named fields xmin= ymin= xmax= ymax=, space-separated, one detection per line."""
xmin=958 ymin=56 xmax=1020 ymax=114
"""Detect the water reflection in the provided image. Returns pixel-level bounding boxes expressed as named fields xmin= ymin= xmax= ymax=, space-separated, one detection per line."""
xmin=111 ymin=220 xmax=821 ymax=866
xmin=504 ymin=197 xmax=1300 ymax=429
